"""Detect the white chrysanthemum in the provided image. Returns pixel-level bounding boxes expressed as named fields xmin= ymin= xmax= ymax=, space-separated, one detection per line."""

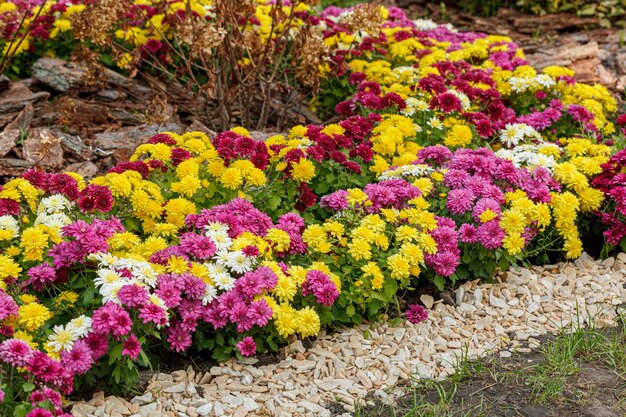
xmin=67 ymin=315 xmax=92 ymax=339
xmin=205 ymin=262 xmax=226 ymax=275
xmin=89 ymin=252 xmax=119 ymax=266
xmin=495 ymin=149 xmax=515 ymax=162
xmin=535 ymin=74 xmax=555 ymax=88
xmin=38 ymin=194 xmax=73 ymax=214
xmin=427 ymin=117 xmax=443 ymax=130
xmin=214 ymin=271 xmax=235 ymax=291
xmin=34 ymin=212 xmax=72 ymax=229
xmin=414 ymin=99 xmax=429 ymax=111
xmin=500 ymin=123 xmax=525 ymax=147
xmin=378 ymin=163 xmax=434 ymax=181
xmin=448 ymin=90 xmax=471 ymax=111
xmin=401 ymin=104 xmax=416 ymax=117
xmin=412 ymin=18 xmax=438 ymax=31
xmin=496 ymin=144 xmax=557 ymax=172
xmin=201 ymin=284 xmax=218 ymax=305
xmin=0 ymin=215 xmax=19 ymax=239
xmin=213 ymin=250 xmax=231 ymax=267
xmin=442 ymin=23 xmax=458 ymax=32
xmin=536 ymin=154 xmax=557 ymax=169
xmin=205 ymin=221 xmax=229 ymax=234
xmin=94 ymin=268 xmax=123 ymax=288
xmin=100 ymin=280 xmax=124 ymax=304
xmin=110 ymin=257 xmax=158 ymax=287
xmin=135 ymin=264 xmax=158 ymax=287
xmin=207 ymin=229 xmax=232 ymax=252
xmin=47 ymin=324 xmax=78 ymax=352
xmin=508 ymin=76 xmax=533 ymax=93
xmin=401 ymin=98 xmax=429 ymax=117
xmin=296 ymin=138 xmax=313 ymax=149
xmin=225 ymin=250 xmax=254 ymax=274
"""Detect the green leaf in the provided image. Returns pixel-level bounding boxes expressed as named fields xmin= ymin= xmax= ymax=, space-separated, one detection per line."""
xmin=83 ymin=286 xmax=95 ymax=306
xmin=13 ymin=404 xmax=28 ymax=417
xmin=108 ymin=343 xmax=124 ymax=365
xmin=387 ymin=317 xmax=403 ymax=327
xmin=139 ymin=350 xmax=152 ymax=368
xmin=383 ymin=279 xmax=398 ymax=301
xmin=100 ymin=53 xmax=114 ymax=66
xmin=346 ymin=304 xmax=356 ymax=317
xmin=22 ymin=382 xmax=35 ymax=393
xmin=433 ymin=275 xmax=446 ymax=291
xmin=268 ymin=195 xmax=282 ymax=210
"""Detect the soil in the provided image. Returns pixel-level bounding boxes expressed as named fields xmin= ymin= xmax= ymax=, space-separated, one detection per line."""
xmin=360 ymin=329 xmax=626 ymax=417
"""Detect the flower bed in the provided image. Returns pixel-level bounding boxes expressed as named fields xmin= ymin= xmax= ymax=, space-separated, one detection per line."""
xmin=1 ymin=2 xmax=626 ymax=417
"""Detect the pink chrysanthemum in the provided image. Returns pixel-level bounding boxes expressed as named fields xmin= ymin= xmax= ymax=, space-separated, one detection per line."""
xmin=118 ymin=284 xmax=150 ymax=309
xmin=60 ymin=340 xmax=93 ymax=375
xmin=406 ymin=304 xmax=429 ymax=324
xmin=25 ymin=264 xmax=57 ymax=291
xmin=0 ymin=338 xmax=33 ymax=367
xmin=122 ymin=334 xmax=141 ymax=360
xmin=139 ymin=303 xmax=168 ymax=327
xmin=166 ymin=325 xmax=192 ymax=353
xmin=0 ymin=290 xmax=18 ymax=321
xmin=25 ymin=408 xmax=54 ymax=417
xmin=84 ymin=333 xmax=109 ymax=361
xmin=236 ymin=336 xmax=257 ymax=357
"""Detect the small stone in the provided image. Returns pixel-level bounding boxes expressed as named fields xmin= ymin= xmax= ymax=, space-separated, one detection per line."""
xmin=499 ymin=351 xmax=512 ymax=358
xmin=91 ymin=391 xmax=105 ymax=407
xmin=356 ymin=370 xmax=373 ymax=390
xmin=489 ymin=295 xmax=509 ymax=310
xmin=393 ymin=328 xmax=406 ymax=342
xmin=186 ymin=382 xmax=197 ymax=396
xmin=139 ymin=402 xmax=157 ymax=416
xmin=473 ymin=288 xmax=483 ymax=304
xmin=213 ymin=402 xmax=224 ymax=417
xmin=195 ymin=403 xmax=213 ymax=416
xmin=131 ymin=393 xmax=153 ymax=405
xmin=420 ymin=294 xmax=434 ymax=309
xmin=456 ymin=286 xmax=465 ymax=305
xmin=242 ymin=398 xmax=258 ymax=411
xmin=527 ymin=302 xmax=539 ymax=313
xmin=164 ymin=384 xmax=186 ymax=393
xmin=300 ymin=400 xmax=324 ymax=413
xmin=294 ymin=360 xmax=316 ymax=371
xmin=289 ymin=340 xmax=306 ymax=353
xmin=72 ymin=403 xmax=97 ymax=417
xmin=241 ymin=373 xmax=253 ymax=386
xmin=223 ymin=394 xmax=243 ymax=407
xmin=459 ymin=303 xmax=477 ymax=313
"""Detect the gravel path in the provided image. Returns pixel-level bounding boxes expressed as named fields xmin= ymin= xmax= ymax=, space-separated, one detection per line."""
xmin=71 ymin=253 xmax=626 ymax=417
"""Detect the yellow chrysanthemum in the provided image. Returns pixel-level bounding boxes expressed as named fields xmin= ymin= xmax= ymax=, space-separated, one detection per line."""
xmin=18 ymin=302 xmax=52 ymax=332
xmin=296 ymin=307 xmax=321 ymax=338
xmin=290 ymin=159 xmax=316 ymax=183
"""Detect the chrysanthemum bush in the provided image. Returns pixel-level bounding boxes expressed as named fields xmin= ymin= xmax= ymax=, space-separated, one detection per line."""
xmin=2 ymin=3 xmax=626 ymax=417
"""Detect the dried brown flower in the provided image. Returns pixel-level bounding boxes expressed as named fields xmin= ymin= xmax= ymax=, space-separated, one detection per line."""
xmin=70 ymin=0 xmax=127 ymax=46
xmin=293 ymin=29 xmax=329 ymax=91
xmin=341 ymin=3 xmax=385 ymax=37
